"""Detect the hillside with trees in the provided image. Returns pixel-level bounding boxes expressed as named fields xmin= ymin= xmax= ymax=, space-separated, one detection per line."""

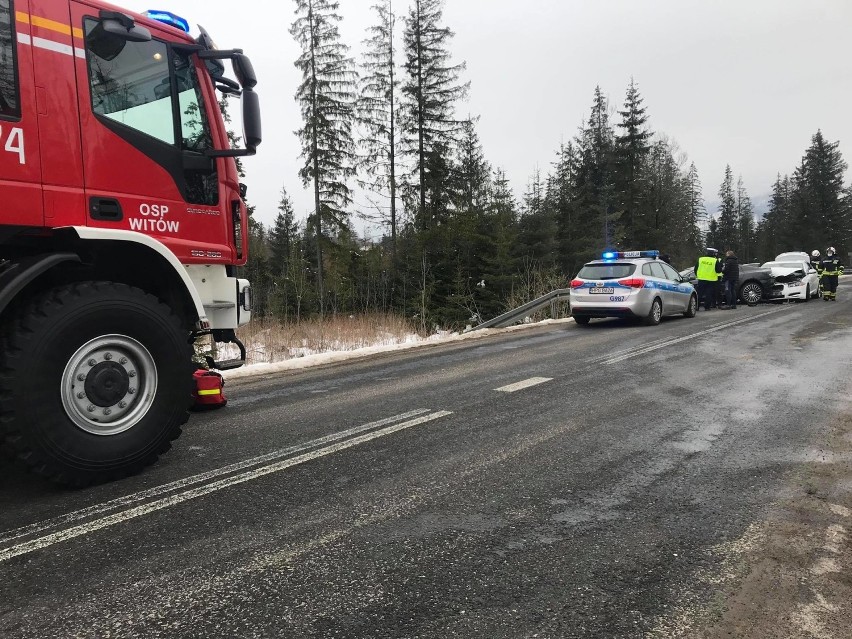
xmin=241 ymin=0 xmax=852 ymax=330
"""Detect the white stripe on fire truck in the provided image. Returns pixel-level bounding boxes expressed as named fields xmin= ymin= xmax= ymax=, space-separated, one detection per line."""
xmin=17 ymin=32 xmax=85 ymax=58
xmin=31 ymin=35 xmax=73 ymax=56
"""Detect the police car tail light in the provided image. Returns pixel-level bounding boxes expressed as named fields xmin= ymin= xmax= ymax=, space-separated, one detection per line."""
xmin=619 ymin=277 xmax=646 ymax=289
xmin=569 ymin=279 xmax=584 ymax=289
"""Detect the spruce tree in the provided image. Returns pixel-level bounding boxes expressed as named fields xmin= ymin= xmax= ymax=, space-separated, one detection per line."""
xmin=357 ymin=0 xmax=400 ymax=256
xmin=291 ymin=0 xmax=357 ymax=315
xmin=759 ymin=174 xmax=790 ymax=259
xmin=400 ymin=0 xmax=469 ymax=231
xmin=516 ymin=168 xmax=557 ymax=268
xmin=440 ymin=119 xmax=491 ymax=323
xmin=645 ymin=138 xmax=680 ymax=249
xmin=269 ymin=188 xmax=299 ymax=277
xmin=685 ymin=162 xmax=706 ymax=247
xmin=716 ymin=165 xmax=738 ymax=251
xmin=706 ymin=217 xmax=721 ymax=252
xmin=789 ymin=159 xmax=813 ymax=250
xmin=802 ymin=130 xmax=848 ymax=254
xmin=570 ymin=87 xmax=617 ymax=258
xmin=453 ymin=117 xmax=491 ymax=215
xmin=735 ymin=176 xmax=755 ymax=261
xmin=474 ymin=168 xmax=518 ymax=318
xmin=245 ymin=221 xmax=271 ymax=317
xmin=490 ymin=168 xmax=516 ymax=221
xmin=550 ymin=142 xmax=581 ymax=273
xmin=614 ymin=79 xmax=652 ymax=247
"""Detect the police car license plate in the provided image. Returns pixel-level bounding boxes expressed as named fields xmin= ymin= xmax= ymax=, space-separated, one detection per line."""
xmin=590 ymin=287 xmax=614 ymax=294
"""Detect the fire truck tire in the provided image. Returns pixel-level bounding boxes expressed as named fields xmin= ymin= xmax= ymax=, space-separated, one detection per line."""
xmin=0 ymin=281 xmax=193 ymax=486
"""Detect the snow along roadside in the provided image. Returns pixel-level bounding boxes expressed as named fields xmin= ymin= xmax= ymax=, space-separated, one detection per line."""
xmin=220 ymin=317 xmax=575 ymax=381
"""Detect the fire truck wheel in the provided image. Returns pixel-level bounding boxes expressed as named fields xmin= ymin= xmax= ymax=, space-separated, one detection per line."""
xmin=0 ymin=281 xmax=193 ymax=486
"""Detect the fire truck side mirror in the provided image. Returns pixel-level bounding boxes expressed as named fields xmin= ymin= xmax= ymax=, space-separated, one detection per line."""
xmin=99 ymin=11 xmax=152 ymax=43
xmin=232 ymin=54 xmax=257 ymax=90
xmin=241 ymin=89 xmax=261 ymax=152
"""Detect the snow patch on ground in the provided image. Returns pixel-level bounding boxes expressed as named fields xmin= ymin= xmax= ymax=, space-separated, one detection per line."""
xmin=221 ymin=318 xmax=574 ymax=381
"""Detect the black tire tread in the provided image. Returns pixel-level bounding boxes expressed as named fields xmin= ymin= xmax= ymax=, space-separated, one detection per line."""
xmin=643 ymin=298 xmax=662 ymax=326
xmin=0 ymin=281 xmax=193 ymax=487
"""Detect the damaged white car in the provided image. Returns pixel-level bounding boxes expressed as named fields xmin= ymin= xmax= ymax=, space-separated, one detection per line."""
xmin=762 ymin=259 xmax=821 ymax=301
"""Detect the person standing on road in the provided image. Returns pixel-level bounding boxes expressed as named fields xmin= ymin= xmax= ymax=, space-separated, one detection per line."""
xmin=722 ymin=250 xmax=739 ymax=309
xmin=715 ymin=252 xmax=725 ymax=307
xmin=818 ymin=247 xmax=844 ymax=301
xmin=695 ymin=248 xmax=723 ymax=310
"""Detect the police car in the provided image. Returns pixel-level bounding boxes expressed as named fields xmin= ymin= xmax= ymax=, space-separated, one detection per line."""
xmin=569 ymin=250 xmax=698 ymax=326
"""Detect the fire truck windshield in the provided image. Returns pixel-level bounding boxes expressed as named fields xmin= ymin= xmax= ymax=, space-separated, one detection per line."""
xmin=87 ymin=25 xmax=176 ymax=144
xmin=85 ymin=18 xmax=219 ymax=205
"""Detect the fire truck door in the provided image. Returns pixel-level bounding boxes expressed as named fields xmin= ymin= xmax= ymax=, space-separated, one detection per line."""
xmin=0 ymin=0 xmax=43 ymax=227
xmin=70 ymin=3 xmax=231 ymax=262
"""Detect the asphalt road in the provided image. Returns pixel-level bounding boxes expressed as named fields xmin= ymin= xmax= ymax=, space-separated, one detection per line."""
xmin=1 ymin=295 xmax=851 ymax=638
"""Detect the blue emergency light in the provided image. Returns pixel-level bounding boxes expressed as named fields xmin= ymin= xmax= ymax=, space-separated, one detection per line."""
xmin=143 ymin=10 xmax=190 ymax=33
xmin=601 ymin=250 xmax=660 ymax=260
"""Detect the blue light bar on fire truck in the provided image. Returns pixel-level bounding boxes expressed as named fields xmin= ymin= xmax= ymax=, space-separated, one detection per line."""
xmin=143 ymin=10 xmax=191 ymax=33
xmin=602 ymin=250 xmax=660 ymax=261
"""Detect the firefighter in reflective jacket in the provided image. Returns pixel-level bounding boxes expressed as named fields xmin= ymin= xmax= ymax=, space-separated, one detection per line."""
xmin=818 ymin=247 xmax=844 ymax=301
xmin=695 ymin=248 xmax=723 ymax=310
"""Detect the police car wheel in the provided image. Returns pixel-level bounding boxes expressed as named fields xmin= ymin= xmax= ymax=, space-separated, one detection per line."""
xmin=803 ymin=285 xmax=810 ymax=302
xmin=683 ymin=294 xmax=698 ymax=318
xmin=574 ymin=316 xmax=591 ymax=326
xmin=643 ymin=298 xmax=663 ymax=326
xmin=0 ymin=282 xmax=194 ymax=486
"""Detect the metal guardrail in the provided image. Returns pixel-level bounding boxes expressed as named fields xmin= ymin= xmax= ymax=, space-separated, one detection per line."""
xmin=466 ymin=288 xmax=572 ymax=332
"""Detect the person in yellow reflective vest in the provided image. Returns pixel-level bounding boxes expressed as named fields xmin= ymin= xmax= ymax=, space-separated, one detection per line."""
xmin=694 ymin=248 xmax=723 ymax=310
xmin=818 ymin=247 xmax=844 ymax=301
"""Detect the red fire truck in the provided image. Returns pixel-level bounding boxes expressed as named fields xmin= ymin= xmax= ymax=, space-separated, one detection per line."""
xmin=0 ymin=1 xmax=261 ymax=484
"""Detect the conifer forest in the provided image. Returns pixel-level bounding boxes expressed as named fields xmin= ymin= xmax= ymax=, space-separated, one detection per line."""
xmin=241 ymin=0 xmax=852 ymax=329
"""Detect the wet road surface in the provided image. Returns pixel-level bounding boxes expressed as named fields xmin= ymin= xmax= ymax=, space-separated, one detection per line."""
xmin=1 ymin=296 xmax=851 ymax=638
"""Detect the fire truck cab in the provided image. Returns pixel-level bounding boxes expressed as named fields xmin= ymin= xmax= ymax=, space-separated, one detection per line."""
xmin=0 ymin=0 xmax=260 ymax=484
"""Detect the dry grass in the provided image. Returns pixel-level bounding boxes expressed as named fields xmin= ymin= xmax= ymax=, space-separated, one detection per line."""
xmin=219 ymin=313 xmax=425 ymax=366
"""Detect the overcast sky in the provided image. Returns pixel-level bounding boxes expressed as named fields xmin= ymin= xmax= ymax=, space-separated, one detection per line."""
xmin=125 ymin=0 xmax=852 ymax=235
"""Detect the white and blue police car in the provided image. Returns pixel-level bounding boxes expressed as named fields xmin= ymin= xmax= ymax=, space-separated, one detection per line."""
xmin=569 ymin=251 xmax=698 ymax=326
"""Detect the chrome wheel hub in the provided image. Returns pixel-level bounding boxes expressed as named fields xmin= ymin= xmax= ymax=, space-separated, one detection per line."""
xmin=742 ymin=285 xmax=761 ymax=304
xmin=61 ymin=335 xmax=157 ymax=436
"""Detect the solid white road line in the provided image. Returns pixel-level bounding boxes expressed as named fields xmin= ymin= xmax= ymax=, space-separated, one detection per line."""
xmin=0 ymin=409 xmax=431 ymax=546
xmin=588 ymin=335 xmax=680 ymax=364
xmin=494 ymin=377 xmax=553 ymax=393
xmin=602 ymin=308 xmax=787 ymax=365
xmin=0 ymin=410 xmax=453 ymax=563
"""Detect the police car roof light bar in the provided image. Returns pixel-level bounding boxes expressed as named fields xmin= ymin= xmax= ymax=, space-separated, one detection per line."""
xmin=601 ymin=250 xmax=659 ymax=260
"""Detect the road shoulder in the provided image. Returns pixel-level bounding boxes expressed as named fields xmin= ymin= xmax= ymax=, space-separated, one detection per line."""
xmin=695 ymin=409 xmax=852 ymax=638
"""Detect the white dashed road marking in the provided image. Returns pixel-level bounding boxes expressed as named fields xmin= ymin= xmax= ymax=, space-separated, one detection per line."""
xmin=495 ymin=377 xmax=553 ymax=393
